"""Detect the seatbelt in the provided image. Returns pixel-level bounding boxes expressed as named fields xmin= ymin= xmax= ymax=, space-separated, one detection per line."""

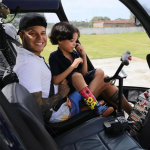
xmin=48 ymin=71 xmax=66 ymax=111
xmin=41 ymin=57 xmax=54 ymax=97
xmin=42 ymin=57 xmax=67 ymax=121
xmin=6 ymin=33 xmax=22 ymax=47
xmin=39 ymin=57 xmax=53 ymax=121
xmin=47 ymin=64 xmax=66 ymax=111
xmin=49 ymin=76 xmax=54 ymax=97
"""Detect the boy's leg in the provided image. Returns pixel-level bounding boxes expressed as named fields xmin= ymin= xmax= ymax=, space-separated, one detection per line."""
xmin=72 ymin=72 xmax=114 ymax=116
xmin=72 ymin=71 xmax=105 ymax=106
xmin=72 ymin=72 xmax=88 ymax=92
xmin=103 ymin=86 xmax=133 ymax=115
xmin=87 ymin=69 xmax=132 ymax=115
xmin=88 ymin=69 xmax=106 ymax=98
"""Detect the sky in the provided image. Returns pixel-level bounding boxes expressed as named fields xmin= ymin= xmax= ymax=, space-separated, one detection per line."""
xmin=44 ymin=0 xmax=130 ymax=23
xmin=44 ymin=0 xmax=150 ymax=23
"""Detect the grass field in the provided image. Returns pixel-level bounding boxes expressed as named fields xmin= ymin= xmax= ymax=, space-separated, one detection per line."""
xmin=41 ymin=32 xmax=150 ymax=63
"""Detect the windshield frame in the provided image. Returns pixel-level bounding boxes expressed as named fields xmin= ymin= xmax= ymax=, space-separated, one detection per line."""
xmin=120 ymin=0 xmax=150 ymax=38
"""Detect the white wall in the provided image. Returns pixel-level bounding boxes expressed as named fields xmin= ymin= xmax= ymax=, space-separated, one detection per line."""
xmin=46 ymin=27 xmax=144 ymax=35
xmin=79 ymin=27 xmax=144 ymax=34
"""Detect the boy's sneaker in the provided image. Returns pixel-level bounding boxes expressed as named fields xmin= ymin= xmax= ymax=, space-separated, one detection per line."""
xmin=80 ymin=100 xmax=105 ymax=112
xmin=94 ymin=103 xmax=114 ymax=117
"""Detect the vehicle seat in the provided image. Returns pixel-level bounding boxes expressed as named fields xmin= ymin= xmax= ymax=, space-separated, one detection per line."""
xmin=55 ymin=116 xmax=143 ymax=150
xmin=2 ymin=83 xmax=143 ymax=150
xmin=2 ymin=82 xmax=45 ymax=126
xmin=1 ymin=82 xmax=95 ymax=136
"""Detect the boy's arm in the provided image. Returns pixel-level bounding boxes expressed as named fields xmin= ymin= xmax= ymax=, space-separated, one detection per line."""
xmin=81 ymin=54 xmax=87 ymax=76
xmin=52 ymin=65 xmax=74 ymax=85
xmin=76 ymin=43 xmax=87 ymax=76
xmin=53 ymin=58 xmax=83 ymax=85
xmin=31 ymin=79 xmax=70 ymax=113
xmin=49 ymin=52 xmax=82 ymax=85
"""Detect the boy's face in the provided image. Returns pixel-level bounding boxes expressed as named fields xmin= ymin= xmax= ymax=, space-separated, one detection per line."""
xmin=19 ymin=26 xmax=47 ymax=56
xmin=58 ymin=32 xmax=78 ymax=53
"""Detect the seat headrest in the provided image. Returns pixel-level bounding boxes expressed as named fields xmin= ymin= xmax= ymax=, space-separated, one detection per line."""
xmin=2 ymin=82 xmax=44 ymax=126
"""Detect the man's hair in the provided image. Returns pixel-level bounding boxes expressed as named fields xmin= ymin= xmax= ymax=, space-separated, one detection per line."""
xmin=19 ymin=28 xmax=26 ymax=34
xmin=49 ymin=22 xmax=80 ymax=45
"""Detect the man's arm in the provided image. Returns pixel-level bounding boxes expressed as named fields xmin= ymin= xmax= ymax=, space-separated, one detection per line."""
xmin=31 ymin=80 xmax=70 ymax=113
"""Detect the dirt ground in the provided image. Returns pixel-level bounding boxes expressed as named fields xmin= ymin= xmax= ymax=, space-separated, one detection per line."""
xmin=91 ymin=57 xmax=150 ymax=88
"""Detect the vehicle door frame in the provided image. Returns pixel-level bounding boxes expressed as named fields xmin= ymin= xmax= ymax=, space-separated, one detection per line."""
xmin=120 ymin=0 xmax=150 ymax=38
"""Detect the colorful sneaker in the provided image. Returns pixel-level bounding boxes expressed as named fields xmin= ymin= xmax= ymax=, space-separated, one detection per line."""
xmin=80 ymin=100 xmax=105 ymax=112
xmin=94 ymin=103 xmax=114 ymax=117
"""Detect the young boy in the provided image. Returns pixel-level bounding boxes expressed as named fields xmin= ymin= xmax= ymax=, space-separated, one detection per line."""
xmin=49 ymin=22 xmax=114 ymax=117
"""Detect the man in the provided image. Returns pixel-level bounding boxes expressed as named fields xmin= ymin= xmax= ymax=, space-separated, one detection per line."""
xmin=13 ymin=13 xmax=70 ymax=122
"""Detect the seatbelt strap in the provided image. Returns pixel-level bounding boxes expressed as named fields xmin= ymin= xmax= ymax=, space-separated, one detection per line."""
xmin=49 ymin=74 xmax=54 ymax=97
xmin=43 ymin=61 xmax=67 ymax=111
xmin=41 ymin=57 xmax=67 ymax=121
xmin=6 ymin=33 xmax=22 ymax=47
xmin=41 ymin=57 xmax=54 ymax=97
xmin=41 ymin=57 xmax=54 ymax=122
xmin=45 ymin=61 xmax=66 ymax=111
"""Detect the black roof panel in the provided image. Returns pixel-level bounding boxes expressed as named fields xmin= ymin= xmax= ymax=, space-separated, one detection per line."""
xmin=3 ymin=0 xmax=59 ymax=12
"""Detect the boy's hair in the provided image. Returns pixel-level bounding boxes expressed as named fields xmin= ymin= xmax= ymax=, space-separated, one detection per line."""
xmin=49 ymin=22 xmax=80 ymax=45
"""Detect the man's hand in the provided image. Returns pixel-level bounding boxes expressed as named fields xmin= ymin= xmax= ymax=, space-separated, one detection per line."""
xmin=75 ymin=43 xmax=86 ymax=57
xmin=58 ymin=79 xmax=70 ymax=98
xmin=71 ymin=58 xmax=83 ymax=69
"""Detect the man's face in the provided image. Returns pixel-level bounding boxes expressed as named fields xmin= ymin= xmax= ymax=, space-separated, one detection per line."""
xmin=20 ymin=26 xmax=47 ymax=55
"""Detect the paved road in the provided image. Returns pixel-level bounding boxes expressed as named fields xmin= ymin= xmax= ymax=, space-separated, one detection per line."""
xmin=91 ymin=57 xmax=150 ymax=88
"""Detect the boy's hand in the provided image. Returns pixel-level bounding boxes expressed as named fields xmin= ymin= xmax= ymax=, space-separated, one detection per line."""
xmin=59 ymin=79 xmax=70 ymax=98
xmin=71 ymin=58 xmax=83 ymax=69
xmin=75 ymin=43 xmax=86 ymax=57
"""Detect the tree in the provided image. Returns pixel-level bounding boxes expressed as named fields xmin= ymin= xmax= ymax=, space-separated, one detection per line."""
xmin=130 ymin=12 xmax=135 ymax=19
xmin=47 ymin=23 xmax=55 ymax=28
xmin=2 ymin=14 xmax=14 ymax=24
xmin=115 ymin=18 xmax=122 ymax=20
xmin=89 ymin=16 xmax=110 ymax=27
xmin=2 ymin=13 xmax=25 ymax=28
xmin=2 ymin=13 xmax=46 ymax=29
xmin=70 ymin=21 xmax=89 ymax=28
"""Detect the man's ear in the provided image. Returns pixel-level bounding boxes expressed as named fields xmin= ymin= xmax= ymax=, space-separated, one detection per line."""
xmin=58 ymin=41 xmax=61 ymax=44
xmin=19 ymin=32 xmax=23 ymax=40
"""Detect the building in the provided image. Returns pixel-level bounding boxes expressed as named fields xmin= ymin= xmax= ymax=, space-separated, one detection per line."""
xmin=93 ymin=19 xmax=135 ymax=28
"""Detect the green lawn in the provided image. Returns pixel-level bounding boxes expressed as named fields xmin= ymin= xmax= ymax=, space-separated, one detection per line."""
xmin=41 ymin=32 xmax=150 ymax=63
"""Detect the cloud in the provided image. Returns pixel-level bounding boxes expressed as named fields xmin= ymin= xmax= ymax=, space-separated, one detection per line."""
xmin=137 ymin=0 xmax=150 ymax=11
xmin=62 ymin=0 xmax=125 ymax=10
xmin=44 ymin=13 xmax=59 ymax=23
xmin=137 ymin=0 xmax=150 ymax=8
